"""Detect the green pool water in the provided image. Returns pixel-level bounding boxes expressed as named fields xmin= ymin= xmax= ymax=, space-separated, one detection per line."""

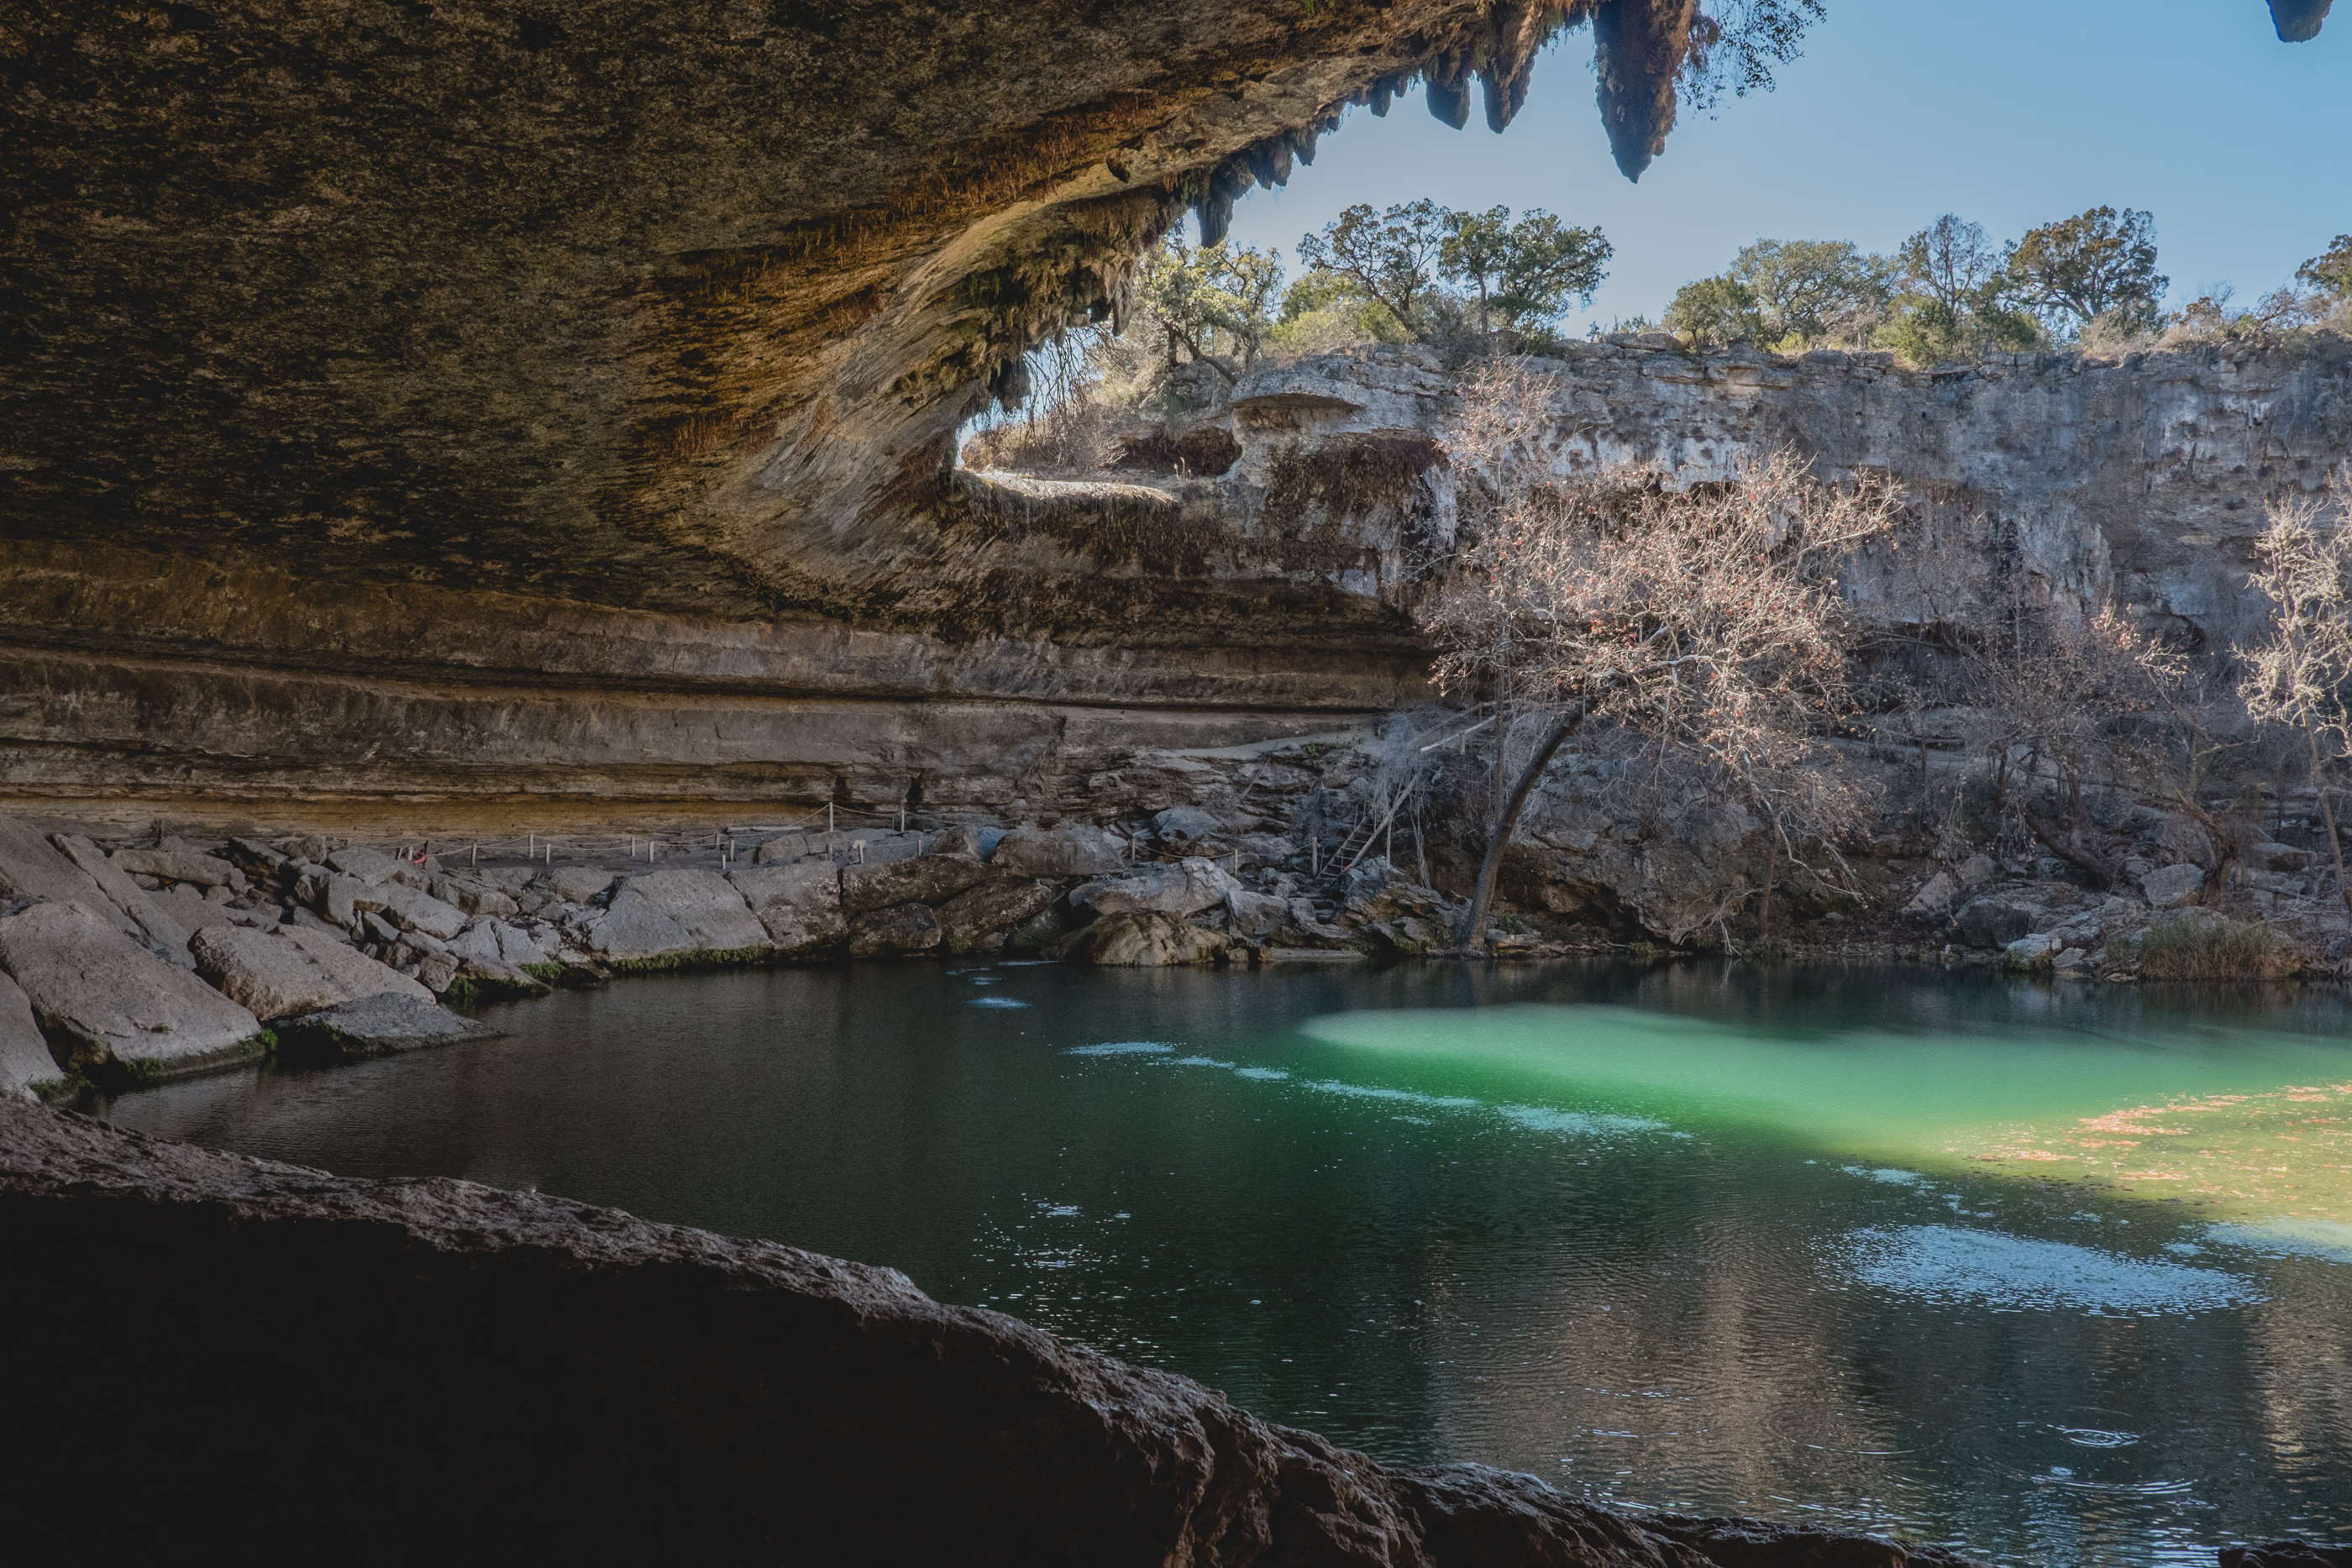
xmin=97 ymin=962 xmax=2352 ymax=1567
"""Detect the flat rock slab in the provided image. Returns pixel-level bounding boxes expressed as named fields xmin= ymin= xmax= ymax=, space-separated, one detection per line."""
xmin=275 ymin=992 xmax=501 ymax=1063
xmin=0 ymin=973 xmax=60 ymax=1099
xmin=0 ymin=900 xmax=262 ymax=1078
xmin=192 ymin=926 xmax=433 ymax=1022
xmin=113 ymin=847 xmax=244 ymax=890
xmin=52 ymin=833 xmax=200 ymax=962
xmin=0 ymin=819 xmax=145 ymax=943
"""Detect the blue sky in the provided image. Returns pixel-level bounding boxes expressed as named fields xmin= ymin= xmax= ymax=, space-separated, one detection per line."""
xmin=1220 ymin=0 xmax=2351 ymax=331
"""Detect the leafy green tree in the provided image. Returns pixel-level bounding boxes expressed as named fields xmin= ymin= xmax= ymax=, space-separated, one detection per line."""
xmin=1439 ymin=207 xmax=1612 ymax=338
xmin=2297 ymin=234 xmax=2352 ymax=300
xmin=1897 ymin=214 xmax=2001 ymax=315
xmin=1665 ymin=274 xmax=1767 ymax=347
xmin=1729 ymin=238 xmax=1893 ymax=344
xmin=1882 ymin=214 xmax=2041 ymax=363
xmin=1298 ymin=200 xmax=1447 ymax=340
xmin=2003 ymin=206 xmax=2168 ymax=337
xmin=1140 ymin=238 xmax=1283 ymax=384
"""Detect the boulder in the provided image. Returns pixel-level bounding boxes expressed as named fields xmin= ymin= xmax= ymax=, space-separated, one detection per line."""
xmin=2157 ymin=815 xmax=2215 ymax=868
xmin=1224 ymin=888 xmax=1292 ymax=939
xmin=991 ymin=823 xmax=1126 ymax=878
xmin=2141 ymin=862 xmax=2206 ymax=910
xmin=838 ymin=853 xmax=995 ymax=915
xmin=751 ymin=835 xmax=817 ymax=865
xmin=417 ymin=952 xmax=460 ymax=994
xmin=1954 ymin=895 xmax=2044 ymax=950
xmin=1956 ymin=853 xmax=1997 ymax=889
xmin=1901 ymin=870 xmax=1960 ymax=916
xmin=52 ymin=833 xmax=200 ymax=961
xmin=1234 ymin=832 xmax=1299 ymax=869
xmin=372 ymin=884 xmax=472 ymax=941
xmin=318 ymin=873 xmax=391 ymax=932
xmin=2245 ymin=841 xmax=2315 ymax=873
xmin=926 ymin=825 xmax=1004 ymax=861
xmin=840 ymin=832 xmax=923 ymax=868
xmin=274 ymin=992 xmax=501 ymax=1064
xmin=1081 ymin=910 xmax=1228 ymax=967
xmin=1151 ymin=805 xmax=1223 ymax=851
xmin=112 ymin=847 xmax=244 ymax=892
xmin=533 ymin=866 xmax=621 ymax=905
xmin=2001 ymin=933 xmax=2056 ymax=970
xmin=453 ymin=955 xmax=553 ymax=999
xmin=936 ymin=878 xmax=1060 ymax=956
xmin=0 ymin=820 xmax=144 ymax=942
xmin=0 ymin=973 xmax=60 ymax=1099
xmin=607 ymin=870 xmax=766 ymax=952
xmin=192 ymin=926 xmax=434 ymax=1020
xmin=325 ymin=847 xmax=403 ymax=884
xmin=1071 ymin=857 xmax=1240 ymax=920
xmin=449 ymin=920 xmax=553 ymax=970
xmin=0 ymin=900 xmax=263 ymax=1078
xmin=846 ymin=901 xmax=941 ymax=957
xmin=433 ymin=878 xmax=522 ymax=919
xmin=727 ymin=863 xmax=848 ymax=953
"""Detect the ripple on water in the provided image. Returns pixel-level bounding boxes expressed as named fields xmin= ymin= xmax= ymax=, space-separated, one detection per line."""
xmin=1843 ymin=1225 xmax=2261 ymax=1314
xmin=1064 ymin=1041 xmax=1175 ymax=1057
xmin=2204 ymin=1218 xmax=2352 ymax=1265
xmin=1497 ymin=1105 xmax=1667 ymax=1136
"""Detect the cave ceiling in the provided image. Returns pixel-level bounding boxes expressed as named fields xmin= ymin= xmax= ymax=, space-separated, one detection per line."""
xmin=0 ymin=1 xmax=2331 ymax=640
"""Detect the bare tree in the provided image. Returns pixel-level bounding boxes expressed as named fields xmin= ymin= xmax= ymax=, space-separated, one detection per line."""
xmin=2241 ymin=488 xmax=2352 ymax=923
xmin=1425 ymin=361 xmax=1900 ymax=951
xmin=1960 ymin=599 xmax=2177 ymax=890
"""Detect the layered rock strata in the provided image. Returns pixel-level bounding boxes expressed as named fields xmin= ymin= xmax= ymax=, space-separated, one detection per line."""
xmin=0 ymin=1094 xmax=1985 ymax=1565
xmin=5 ymin=338 xmax=2345 ymax=805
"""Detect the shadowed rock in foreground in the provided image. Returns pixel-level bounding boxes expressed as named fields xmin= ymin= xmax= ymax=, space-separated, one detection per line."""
xmin=0 ymin=1099 xmax=1982 ymax=1565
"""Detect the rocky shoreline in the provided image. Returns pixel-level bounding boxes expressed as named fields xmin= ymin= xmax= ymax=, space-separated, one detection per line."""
xmin=4 ymin=734 xmax=2346 ymax=1100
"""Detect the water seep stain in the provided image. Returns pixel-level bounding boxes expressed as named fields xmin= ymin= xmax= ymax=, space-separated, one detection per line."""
xmin=1844 ymin=1225 xmax=2261 ymax=1314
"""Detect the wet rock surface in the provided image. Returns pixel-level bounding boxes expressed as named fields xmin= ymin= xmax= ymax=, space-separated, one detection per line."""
xmin=275 ymin=993 xmax=502 ymax=1064
xmin=0 ymin=1099 xmax=1988 ymax=1565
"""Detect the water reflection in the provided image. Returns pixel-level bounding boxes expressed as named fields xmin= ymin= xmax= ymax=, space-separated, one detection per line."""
xmin=94 ymin=961 xmax=2352 ymax=1567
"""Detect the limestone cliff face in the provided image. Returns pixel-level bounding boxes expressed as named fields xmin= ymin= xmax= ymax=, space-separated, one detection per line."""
xmin=3 ymin=340 xmax=2344 ymax=805
xmin=1204 ymin=338 xmax=2352 ymax=653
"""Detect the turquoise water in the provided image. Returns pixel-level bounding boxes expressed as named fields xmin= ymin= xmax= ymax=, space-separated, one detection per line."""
xmin=97 ymin=962 xmax=2352 ymax=1566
